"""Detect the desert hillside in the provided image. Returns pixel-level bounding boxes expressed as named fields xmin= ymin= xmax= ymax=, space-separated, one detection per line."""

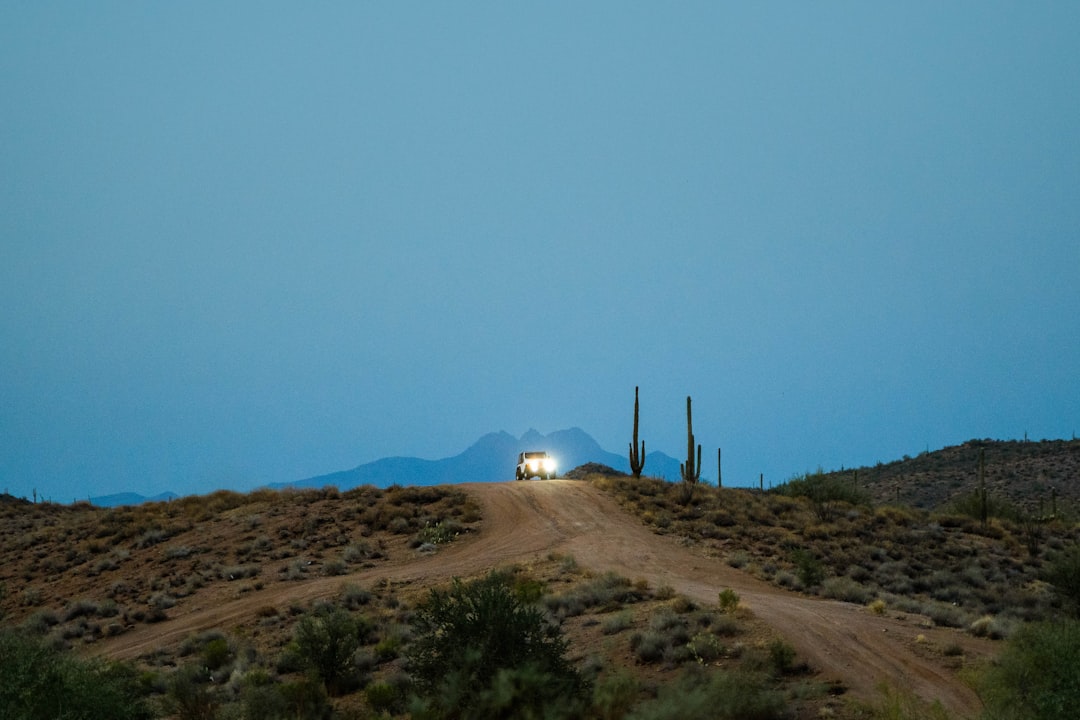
xmin=2 ymin=462 xmax=1079 ymax=719
xmin=821 ymin=438 xmax=1080 ymax=512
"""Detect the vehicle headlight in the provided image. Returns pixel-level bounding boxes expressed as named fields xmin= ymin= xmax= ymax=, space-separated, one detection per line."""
xmin=528 ymin=461 xmax=538 ymax=471
xmin=545 ymin=458 xmax=557 ymax=470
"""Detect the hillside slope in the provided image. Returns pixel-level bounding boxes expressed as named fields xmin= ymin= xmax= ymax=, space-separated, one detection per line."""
xmin=823 ymin=438 xmax=1080 ymax=512
xmin=81 ymin=480 xmax=991 ymax=716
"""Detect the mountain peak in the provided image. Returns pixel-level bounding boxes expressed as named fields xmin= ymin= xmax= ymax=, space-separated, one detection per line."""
xmin=519 ymin=428 xmax=545 ymax=445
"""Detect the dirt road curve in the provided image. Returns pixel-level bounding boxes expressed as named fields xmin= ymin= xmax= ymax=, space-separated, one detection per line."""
xmin=96 ymin=480 xmax=992 ymax=715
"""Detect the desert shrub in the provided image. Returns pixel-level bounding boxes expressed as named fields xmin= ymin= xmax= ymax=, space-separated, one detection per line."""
xmin=766 ymin=640 xmax=798 ymax=676
xmin=340 ymin=582 xmax=372 ymax=609
xmin=867 ymin=684 xmax=952 ymax=720
xmin=591 ymin=670 xmax=641 ymax=720
xmin=773 ymin=471 xmax=869 ymax=522
xmin=717 ymin=588 xmax=739 ymax=613
xmin=366 ymin=680 xmax=405 ymax=714
xmin=1044 ymin=543 xmax=1080 ymax=617
xmin=792 ymin=549 xmax=825 ymax=589
xmin=292 ymin=604 xmax=366 ymax=696
xmin=342 ymin=542 xmax=373 ymax=564
xmin=169 ymin=664 xmax=217 ymax=720
xmin=0 ymin=628 xmax=153 ymax=720
xmin=201 ymin=637 xmax=232 ymax=671
xmin=926 ymin=601 xmax=971 ymax=629
xmin=544 ymin=572 xmax=645 ymax=618
xmin=221 ymin=564 xmax=260 ymax=581
xmin=947 ymin=490 xmax=1023 ymax=524
xmin=406 ymin=572 xmax=588 ymax=719
xmin=63 ymin=598 xmax=101 ymax=621
xmin=601 ymin=611 xmax=633 ymax=635
xmin=413 ymin=520 xmax=464 ymax=546
xmin=822 ymin=577 xmax=874 ymax=604
xmin=237 ymin=672 xmax=288 ymax=720
xmin=136 ymin=527 xmax=170 ymax=548
xmin=969 ymin=614 xmax=1008 ymax=640
xmin=688 ymin=632 xmax=725 ymax=664
xmin=979 ymin=619 xmax=1080 ymax=720
xmin=626 ymin=666 xmax=785 ymax=720
xmin=630 ymin=630 xmax=667 ymax=664
xmin=278 ymin=676 xmax=332 ymax=720
xmin=321 ymin=559 xmax=346 ymax=577
xmin=709 ymin=613 xmax=741 ymax=637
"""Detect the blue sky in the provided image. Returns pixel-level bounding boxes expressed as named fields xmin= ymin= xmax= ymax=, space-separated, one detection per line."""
xmin=2 ymin=3 xmax=1078 ymax=501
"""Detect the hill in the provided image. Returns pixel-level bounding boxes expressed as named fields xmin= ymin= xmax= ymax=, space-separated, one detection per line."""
xmin=4 ymin=447 xmax=1080 ymax=718
xmin=817 ymin=438 xmax=1080 ymax=513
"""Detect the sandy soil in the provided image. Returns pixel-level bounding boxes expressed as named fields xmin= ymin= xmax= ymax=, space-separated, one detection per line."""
xmin=95 ymin=480 xmax=993 ymax=716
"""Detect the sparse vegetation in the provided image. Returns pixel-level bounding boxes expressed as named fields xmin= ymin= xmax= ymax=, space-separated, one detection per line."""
xmin=594 ymin=469 xmax=1080 ymax=633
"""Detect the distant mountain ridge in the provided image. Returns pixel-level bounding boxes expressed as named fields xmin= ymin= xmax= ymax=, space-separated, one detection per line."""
xmin=274 ymin=427 xmax=683 ymax=491
xmin=89 ymin=491 xmax=179 ymax=508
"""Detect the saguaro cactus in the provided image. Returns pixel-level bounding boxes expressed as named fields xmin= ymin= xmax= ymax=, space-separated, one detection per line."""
xmin=978 ymin=448 xmax=988 ymax=526
xmin=629 ymin=386 xmax=645 ymax=479
xmin=680 ymin=396 xmax=701 ymax=484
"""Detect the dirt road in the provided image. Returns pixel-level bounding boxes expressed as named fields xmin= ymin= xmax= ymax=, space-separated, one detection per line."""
xmin=96 ymin=480 xmax=992 ymax=715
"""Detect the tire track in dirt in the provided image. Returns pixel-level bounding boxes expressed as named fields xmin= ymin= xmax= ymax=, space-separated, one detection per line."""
xmin=93 ymin=480 xmax=992 ymax=716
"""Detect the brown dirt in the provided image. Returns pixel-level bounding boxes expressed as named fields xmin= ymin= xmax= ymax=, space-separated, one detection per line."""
xmin=93 ymin=480 xmax=993 ymax=716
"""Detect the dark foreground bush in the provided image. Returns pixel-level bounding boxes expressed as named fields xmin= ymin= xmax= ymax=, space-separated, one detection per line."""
xmin=1044 ymin=544 xmax=1080 ymax=617
xmin=0 ymin=628 xmax=153 ymax=720
xmin=626 ymin=666 xmax=785 ymax=720
xmin=291 ymin=604 xmax=368 ymax=695
xmin=406 ymin=572 xmax=588 ymax=719
xmin=979 ymin=619 xmax=1080 ymax=720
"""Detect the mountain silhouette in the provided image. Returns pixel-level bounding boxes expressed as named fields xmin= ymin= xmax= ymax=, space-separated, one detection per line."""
xmin=89 ymin=491 xmax=179 ymax=508
xmin=277 ymin=427 xmax=683 ymax=490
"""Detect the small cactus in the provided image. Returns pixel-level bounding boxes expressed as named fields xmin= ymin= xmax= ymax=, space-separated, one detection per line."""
xmin=629 ymin=386 xmax=645 ymax=479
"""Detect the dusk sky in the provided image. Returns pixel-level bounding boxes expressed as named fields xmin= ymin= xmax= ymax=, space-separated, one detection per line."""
xmin=3 ymin=4 xmax=1078 ymax=502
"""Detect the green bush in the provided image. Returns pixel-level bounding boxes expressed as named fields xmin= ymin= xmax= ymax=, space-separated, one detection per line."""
xmin=626 ymin=667 xmax=785 ymax=720
xmin=292 ymin=604 xmax=366 ymax=696
xmin=1044 ymin=544 xmax=1080 ymax=617
xmin=406 ymin=572 xmax=588 ymax=719
xmin=278 ymin=676 xmax=332 ymax=720
xmin=169 ymin=664 xmax=217 ymax=720
xmin=772 ymin=471 xmax=869 ymax=521
xmin=717 ymin=588 xmax=739 ymax=613
xmin=366 ymin=681 xmax=404 ymax=714
xmin=0 ymin=628 xmax=153 ymax=720
xmin=590 ymin=670 xmax=640 ymax=720
xmin=792 ymin=549 xmax=825 ymax=589
xmin=979 ymin=619 xmax=1080 ymax=720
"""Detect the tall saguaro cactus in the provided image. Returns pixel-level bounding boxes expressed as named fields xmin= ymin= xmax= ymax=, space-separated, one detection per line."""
xmin=978 ymin=448 xmax=988 ymax=527
xmin=717 ymin=447 xmax=722 ymax=488
xmin=629 ymin=386 xmax=645 ymax=479
xmin=680 ymin=396 xmax=702 ymax=485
